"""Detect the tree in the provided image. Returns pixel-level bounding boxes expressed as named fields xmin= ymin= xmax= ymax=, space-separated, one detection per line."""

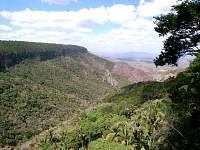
xmin=154 ymin=0 xmax=200 ymax=66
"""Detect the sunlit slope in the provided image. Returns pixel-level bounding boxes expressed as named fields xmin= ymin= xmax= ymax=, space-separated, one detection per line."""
xmin=35 ymin=54 xmax=200 ymax=150
xmin=34 ymin=81 xmax=177 ymax=150
xmin=0 ymin=41 xmax=130 ymax=147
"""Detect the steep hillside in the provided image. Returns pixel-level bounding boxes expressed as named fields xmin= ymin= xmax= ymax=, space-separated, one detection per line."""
xmin=30 ymin=54 xmax=200 ymax=150
xmin=0 ymin=40 xmax=87 ymax=71
xmin=0 ymin=41 xmax=133 ymax=147
xmin=109 ymin=58 xmax=185 ymax=82
xmin=112 ymin=61 xmax=153 ymax=82
xmin=29 ymin=80 xmax=176 ymax=150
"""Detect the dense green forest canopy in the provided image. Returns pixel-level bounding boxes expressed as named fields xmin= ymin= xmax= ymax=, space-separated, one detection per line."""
xmin=0 ymin=40 xmax=87 ymax=54
xmin=0 ymin=40 xmax=132 ymax=147
xmin=0 ymin=40 xmax=87 ymax=71
xmin=154 ymin=0 xmax=200 ymax=66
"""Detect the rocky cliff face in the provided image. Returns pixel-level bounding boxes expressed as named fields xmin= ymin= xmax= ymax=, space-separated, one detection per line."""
xmin=104 ymin=69 xmax=118 ymax=87
xmin=84 ymin=54 xmax=154 ymax=84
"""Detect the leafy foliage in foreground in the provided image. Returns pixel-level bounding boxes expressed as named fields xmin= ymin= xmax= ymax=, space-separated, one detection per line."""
xmin=166 ymin=53 xmax=200 ymax=149
xmin=169 ymin=53 xmax=200 ymax=113
xmin=38 ymin=99 xmax=175 ymax=150
xmin=36 ymin=81 xmax=177 ymax=150
xmin=37 ymin=54 xmax=200 ymax=150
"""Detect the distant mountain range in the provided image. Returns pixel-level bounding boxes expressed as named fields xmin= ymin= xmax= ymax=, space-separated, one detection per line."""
xmin=98 ymin=51 xmax=193 ymax=68
xmin=99 ymin=51 xmax=158 ymax=62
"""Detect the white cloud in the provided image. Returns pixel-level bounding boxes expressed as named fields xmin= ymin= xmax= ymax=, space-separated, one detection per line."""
xmin=0 ymin=28 xmax=71 ymax=43
xmin=1 ymin=8 xmax=78 ymax=30
xmin=107 ymin=4 xmax=136 ymax=24
xmin=0 ymin=1 xmax=178 ymax=54
xmin=77 ymin=7 xmax=108 ymax=25
xmin=41 ymin=0 xmax=77 ymax=5
xmin=137 ymin=0 xmax=177 ymax=17
xmin=139 ymin=0 xmax=145 ymax=5
xmin=0 ymin=24 xmax=12 ymax=31
xmin=0 ymin=4 xmax=137 ymax=30
xmin=123 ymin=18 xmax=155 ymax=31
xmin=75 ymin=27 xmax=92 ymax=33
xmin=84 ymin=26 xmax=164 ymax=55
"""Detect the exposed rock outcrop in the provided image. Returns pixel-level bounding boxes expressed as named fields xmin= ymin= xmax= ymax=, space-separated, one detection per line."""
xmin=104 ymin=69 xmax=118 ymax=87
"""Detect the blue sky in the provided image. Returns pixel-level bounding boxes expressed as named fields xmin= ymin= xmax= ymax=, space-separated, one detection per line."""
xmin=0 ymin=0 xmax=177 ymax=55
xmin=0 ymin=0 xmax=139 ymax=11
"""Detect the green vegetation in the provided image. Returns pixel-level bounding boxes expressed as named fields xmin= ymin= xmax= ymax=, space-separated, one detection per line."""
xmin=35 ymin=80 xmax=177 ymax=150
xmin=0 ymin=40 xmax=87 ymax=71
xmin=169 ymin=53 xmax=200 ymax=113
xmin=152 ymin=0 xmax=200 ymax=148
xmin=1 ymin=1 xmax=200 ymax=148
xmin=32 ymin=2 xmax=200 ymax=146
xmin=154 ymin=0 xmax=200 ymax=66
xmin=88 ymin=139 xmax=133 ymax=150
xmin=35 ymin=53 xmax=200 ymax=149
xmin=1 ymin=40 xmax=199 ymax=149
xmin=166 ymin=53 xmax=200 ymax=149
xmin=0 ymin=41 xmax=131 ymax=147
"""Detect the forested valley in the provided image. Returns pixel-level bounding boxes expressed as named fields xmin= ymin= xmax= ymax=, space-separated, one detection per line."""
xmin=0 ymin=0 xmax=200 ymax=150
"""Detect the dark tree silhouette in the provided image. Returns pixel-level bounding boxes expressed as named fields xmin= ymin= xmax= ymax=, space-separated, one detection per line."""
xmin=154 ymin=0 xmax=200 ymax=66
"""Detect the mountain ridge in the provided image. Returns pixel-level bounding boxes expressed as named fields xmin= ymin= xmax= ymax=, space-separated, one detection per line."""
xmin=0 ymin=40 xmax=152 ymax=148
